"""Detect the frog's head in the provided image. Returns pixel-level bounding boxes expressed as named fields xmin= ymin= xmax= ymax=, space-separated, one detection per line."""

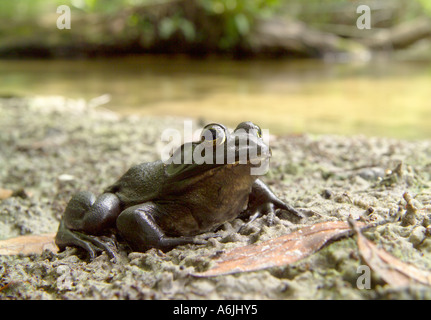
xmin=165 ymin=122 xmax=271 ymax=181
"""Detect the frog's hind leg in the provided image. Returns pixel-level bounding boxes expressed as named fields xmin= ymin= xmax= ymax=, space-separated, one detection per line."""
xmin=55 ymin=191 xmax=121 ymax=260
xmin=116 ymin=202 xmax=205 ymax=252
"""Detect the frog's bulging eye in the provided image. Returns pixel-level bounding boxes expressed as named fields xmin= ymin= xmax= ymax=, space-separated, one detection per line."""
xmin=201 ymin=124 xmax=226 ymax=146
xmin=234 ymin=122 xmax=262 ymax=139
xmin=255 ymin=126 xmax=262 ymax=138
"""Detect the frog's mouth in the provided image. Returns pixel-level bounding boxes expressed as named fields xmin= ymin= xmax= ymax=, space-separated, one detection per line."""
xmin=165 ymin=141 xmax=271 ymax=181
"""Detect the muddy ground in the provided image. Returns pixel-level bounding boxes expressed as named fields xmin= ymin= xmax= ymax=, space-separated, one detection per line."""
xmin=1 ymin=96 xmax=431 ymax=300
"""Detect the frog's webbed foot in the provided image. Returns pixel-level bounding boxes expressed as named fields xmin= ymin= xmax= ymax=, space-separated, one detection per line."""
xmin=245 ymin=198 xmax=301 ymax=217
xmin=238 ymin=179 xmax=303 ymax=232
xmin=56 ymin=221 xmax=119 ymax=261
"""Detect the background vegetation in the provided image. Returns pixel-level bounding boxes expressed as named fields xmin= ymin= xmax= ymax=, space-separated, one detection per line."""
xmin=1 ymin=0 xmax=430 ymax=57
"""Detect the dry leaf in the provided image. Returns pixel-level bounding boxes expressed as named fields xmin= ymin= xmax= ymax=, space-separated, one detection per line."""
xmin=196 ymin=220 xmax=365 ymax=277
xmin=0 ymin=188 xmax=13 ymax=200
xmin=349 ymin=219 xmax=431 ymax=287
xmin=0 ymin=233 xmax=58 ymax=255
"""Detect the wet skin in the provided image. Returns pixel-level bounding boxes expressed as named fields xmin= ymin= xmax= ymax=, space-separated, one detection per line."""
xmin=55 ymin=122 xmax=300 ymax=259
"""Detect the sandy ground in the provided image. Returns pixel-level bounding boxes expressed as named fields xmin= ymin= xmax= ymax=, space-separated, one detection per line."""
xmin=1 ymin=96 xmax=431 ymax=300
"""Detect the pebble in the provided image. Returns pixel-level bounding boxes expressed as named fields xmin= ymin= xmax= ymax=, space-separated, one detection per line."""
xmin=408 ymin=226 xmax=426 ymax=247
xmin=357 ymin=167 xmax=385 ymax=181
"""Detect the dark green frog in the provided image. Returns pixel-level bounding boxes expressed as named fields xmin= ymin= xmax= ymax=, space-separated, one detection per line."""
xmin=55 ymin=122 xmax=300 ymax=259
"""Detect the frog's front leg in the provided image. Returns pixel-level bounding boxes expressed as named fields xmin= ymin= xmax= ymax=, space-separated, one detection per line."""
xmin=116 ymin=202 xmax=205 ymax=252
xmin=241 ymin=179 xmax=302 ymax=223
xmin=55 ymin=191 xmax=122 ymax=260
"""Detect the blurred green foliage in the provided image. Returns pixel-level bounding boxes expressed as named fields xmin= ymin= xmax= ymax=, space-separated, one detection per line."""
xmin=159 ymin=13 xmax=195 ymax=41
xmin=0 ymin=0 xmax=429 ymax=50
xmin=417 ymin=0 xmax=431 ymax=16
xmin=0 ymin=0 xmax=281 ymax=49
xmin=199 ymin=0 xmax=280 ymax=48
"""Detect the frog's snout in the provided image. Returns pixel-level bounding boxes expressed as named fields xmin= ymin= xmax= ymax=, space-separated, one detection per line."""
xmin=260 ymin=144 xmax=272 ymax=161
xmin=246 ymin=140 xmax=271 ymax=166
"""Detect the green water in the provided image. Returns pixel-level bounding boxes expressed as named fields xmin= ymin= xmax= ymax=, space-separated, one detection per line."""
xmin=1 ymin=56 xmax=430 ymax=139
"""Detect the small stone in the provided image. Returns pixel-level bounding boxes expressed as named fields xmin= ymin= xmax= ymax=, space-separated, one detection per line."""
xmin=358 ymin=167 xmax=385 ymax=181
xmin=408 ymin=226 xmax=426 ymax=246
xmin=58 ymin=174 xmax=75 ymax=182
xmin=322 ymin=189 xmax=332 ymax=199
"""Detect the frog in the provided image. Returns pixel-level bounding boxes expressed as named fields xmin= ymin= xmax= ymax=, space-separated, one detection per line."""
xmin=55 ymin=122 xmax=301 ymax=260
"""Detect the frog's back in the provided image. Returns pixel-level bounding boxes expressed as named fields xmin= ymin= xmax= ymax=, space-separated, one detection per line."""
xmin=104 ymin=160 xmax=165 ymax=208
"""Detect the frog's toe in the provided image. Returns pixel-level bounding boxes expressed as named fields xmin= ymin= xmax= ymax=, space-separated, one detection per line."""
xmin=158 ymin=236 xmax=207 ymax=249
xmin=74 ymin=232 xmax=119 ymax=261
xmin=274 ymin=200 xmax=304 ymax=219
xmin=56 ymin=227 xmax=97 ymax=259
xmin=199 ymin=232 xmax=223 ymax=240
xmin=241 ymin=202 xmax=274 ymax=219
xmin=56 ymin=223 xmax=118 ymax=261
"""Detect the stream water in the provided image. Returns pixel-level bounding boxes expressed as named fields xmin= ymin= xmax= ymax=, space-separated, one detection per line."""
xmin=1 ymin=56 xmax=430 ymax=139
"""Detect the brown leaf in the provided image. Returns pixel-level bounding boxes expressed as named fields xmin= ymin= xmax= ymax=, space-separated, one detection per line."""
xmin=0 ymin=188 xmax=32 ymax=200
xmin=349 ymin=219 xmax=431 ymax=287
xmin=196 ymin=220 xmax=365 ymax=277
xmin=0 ymin=233 xmax=58 ymax=255
xmin=0 ymin=188 xmax=13 ymax=200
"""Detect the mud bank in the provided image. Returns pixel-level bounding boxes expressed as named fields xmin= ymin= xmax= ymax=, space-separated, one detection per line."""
xmin=1 ymin=96 xmax=431 ymax=299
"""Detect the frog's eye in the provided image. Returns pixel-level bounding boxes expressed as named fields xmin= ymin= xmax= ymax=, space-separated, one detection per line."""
xmin=255 ymin=126 xmax=262 ymax=138
xmin=200 ymin=124 xmax=226 ymax=146
xmin=235 ymin=122 xmax=262 ymax=138
xmin=249 ymin=124 xmax=263 ymax=138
